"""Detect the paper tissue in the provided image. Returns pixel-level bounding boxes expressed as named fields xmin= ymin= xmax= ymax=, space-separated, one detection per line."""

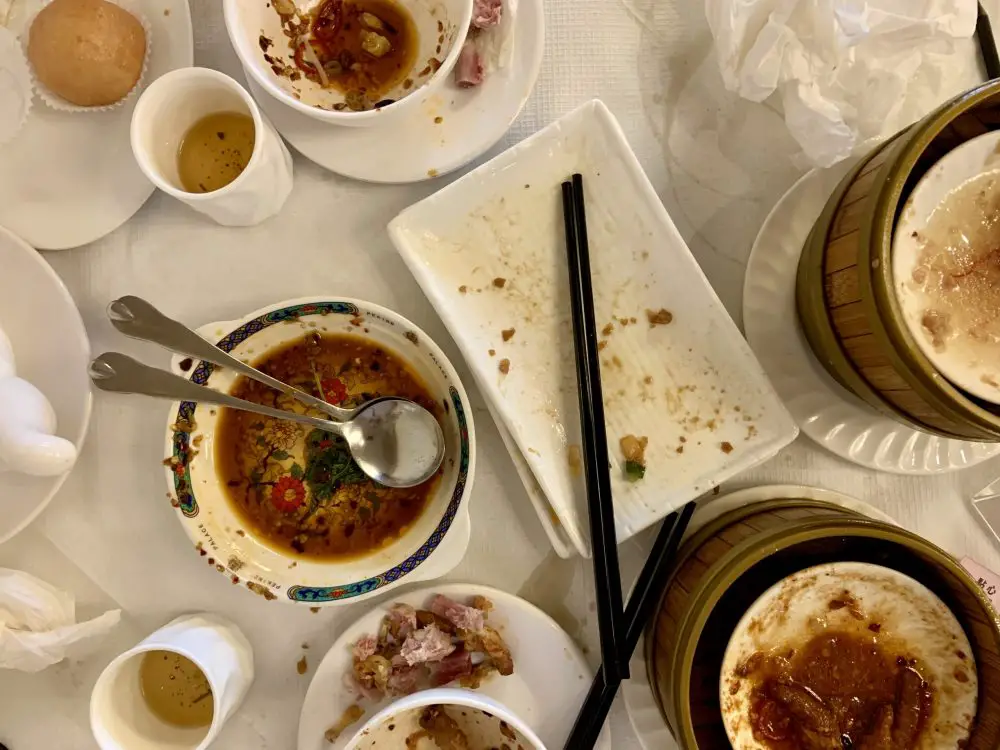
xmin=705 ymin=0 xmax=979 ymax=167
xmin=0 ymin=568 xmax=121 ymax=672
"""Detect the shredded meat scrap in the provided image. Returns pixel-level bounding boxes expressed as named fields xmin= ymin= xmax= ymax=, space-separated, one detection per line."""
xmin=346 ymin=594 xmax=515 ymax=702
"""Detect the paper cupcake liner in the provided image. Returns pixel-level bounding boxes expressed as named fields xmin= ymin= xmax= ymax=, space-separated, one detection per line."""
xmin=22 ymin=0 xmax=151 ymax=113
xmin=0 ymin=27 xmax=32 ymax=144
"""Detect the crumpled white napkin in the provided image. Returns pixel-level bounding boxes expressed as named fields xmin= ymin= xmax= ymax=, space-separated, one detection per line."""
xmin=705 ymin=0 xmax=978 ymax=167
xmin=0 ymin=568 xmax=121 ymax=672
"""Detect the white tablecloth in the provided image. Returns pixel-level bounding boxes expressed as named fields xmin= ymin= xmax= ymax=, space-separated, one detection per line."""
xmin=5 ymin=0 xmax=1000 ymax=748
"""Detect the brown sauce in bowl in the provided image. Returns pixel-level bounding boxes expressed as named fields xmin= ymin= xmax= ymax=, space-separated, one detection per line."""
xmin=742 ymin=631 xmax=933 ymax=750
xmin=292 ymin=0 xmax=418 ymax=109
xmin=215 ymin=333 xmax=440 ymax=560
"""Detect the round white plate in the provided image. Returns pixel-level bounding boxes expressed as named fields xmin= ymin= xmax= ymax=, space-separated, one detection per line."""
xmin=0 ymin=225 xmax=91 ymax=544
xmin=246 ymin=0 xmax=544 ymax=183
xmin=0 ymin=0 xmax=194 ymax=250
xmin=893 ymin=130 xmax=1000 ymax=404
xmin=621 ymin=483 xmax=897 ymax=750
xmin=742 ymin=164 xmax=1000 ymax=474
xmin=298 ymin=583 xmax=610 ymax=750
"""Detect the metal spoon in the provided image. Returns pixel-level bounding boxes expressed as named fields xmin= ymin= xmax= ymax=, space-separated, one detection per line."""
xmin=107 ymin=296 xmax=354 ymax=421
xmin=90 ymin=352 xmax=445 ymax=489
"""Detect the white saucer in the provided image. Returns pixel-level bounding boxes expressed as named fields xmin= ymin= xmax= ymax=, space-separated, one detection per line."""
xmin=246 ymin=0 xmax=544 ymax=184
xmin=742 ymin=164 xmax=1000 ymax=474
xmin=297 ymin=583 xmax=610 ymax=750
xmin=0 ymin=0 xmax=193 ymax=250
xmin=0 ymin=225 xmax=91 ymax=544
xmin=621 ymin=484 xmax=897 ymax=750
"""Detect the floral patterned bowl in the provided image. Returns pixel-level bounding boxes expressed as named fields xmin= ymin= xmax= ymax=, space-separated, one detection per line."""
xmin=162 ymin=297 xmax=475 ymax=606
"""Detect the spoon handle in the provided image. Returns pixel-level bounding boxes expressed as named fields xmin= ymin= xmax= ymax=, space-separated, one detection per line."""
xmin=107 ymin=296 xmax=354 ymax=422
xmin=90 ymin=352 xmax=345 ymax=437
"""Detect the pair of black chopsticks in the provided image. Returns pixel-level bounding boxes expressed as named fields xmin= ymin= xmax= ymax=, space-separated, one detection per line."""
xmin=560 ymin=174 xmax=696 ymax=748
xmin=978 ymin=4 xmax=1000 ymax=81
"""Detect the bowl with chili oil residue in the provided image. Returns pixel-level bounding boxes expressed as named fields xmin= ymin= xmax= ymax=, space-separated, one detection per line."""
xmin=162 ymin=297 xmax=475 ymax=607
xmin=225 ymin=0 xmax=473 ymax=126
xmin=721 ymin=562 xmax=977 ymax=750
xmin=644 ymin=499 xmax=1000 ymax=750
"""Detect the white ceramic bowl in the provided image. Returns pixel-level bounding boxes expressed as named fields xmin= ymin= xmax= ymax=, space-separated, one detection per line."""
xmin=720 ymin=562 xmax=977 ymax=750
xmin=224 ymin=0 xmax=473 ymax=127
xmin=161 ymin=297 xmax=475 ymax=606
xmin=343 ymin=688 xmax=547 ymax=749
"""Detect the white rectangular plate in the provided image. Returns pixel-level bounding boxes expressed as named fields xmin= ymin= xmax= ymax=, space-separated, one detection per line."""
xmin=390 ymin=100 xmax=797 ymax=555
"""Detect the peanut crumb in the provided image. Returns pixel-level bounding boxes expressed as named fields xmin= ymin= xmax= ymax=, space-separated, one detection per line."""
xmin=720 ymin=441 xmax=734 ymax=454
xmin=499 ymin=358 xmax=510 ymax=374
xmin=458 ymin=285 xmax=468 ymax=293
xmin=488 ymin=349 xmax=496 ymax=357
xmin=493 ymin=277 xmax=507 ymax=288
xmin=647 ymin=308 xmax=673 ymax=327
xmin=501 ymin=328 xmax=516 ymax=342
xmin=602 ymin=323 xmax=614 ymax=336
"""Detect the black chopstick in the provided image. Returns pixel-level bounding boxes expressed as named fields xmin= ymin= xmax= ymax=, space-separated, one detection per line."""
xmin=562 ymin=174 xmax=626 ymax=685
xmin=978 ymin=4 xmax=1000 ymax=81
xmin=621 ymin=500 xmax=696 ymax=666
xmin=564 ymin=505 xmax=696 ymax=749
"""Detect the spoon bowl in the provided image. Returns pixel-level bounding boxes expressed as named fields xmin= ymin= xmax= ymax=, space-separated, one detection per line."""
xmin=90 ymin=352 xmax=444 ymax=488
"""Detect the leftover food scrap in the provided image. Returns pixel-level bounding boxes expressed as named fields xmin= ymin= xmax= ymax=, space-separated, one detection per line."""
xmin=739 ymin=630 xmax=937 ymax=750
xmin=498 ymin=358 xmax=510 ymax=374
xmin=325 ymin=703 xmax=365 ymax=742
xmin=620 ymin=434 xmax=647 ymax=482
xmin=455 ymin=0 xmax=503 ymax=88
xmin=27 ymin=0 xmax=146 ymax=107
xmin=216 ymin=333 xmax=441 ymax=560
xmin=348 ymin=595 xmax=514 ymax=703
xmin=646 ymin=308 xmax=673 ymax=327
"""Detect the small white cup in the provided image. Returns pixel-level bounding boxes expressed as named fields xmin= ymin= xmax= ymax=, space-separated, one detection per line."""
xmin=90 ymin=613 xmax=254 ymax=750
xmin=130 ymin=67 xmax=293 ymax=227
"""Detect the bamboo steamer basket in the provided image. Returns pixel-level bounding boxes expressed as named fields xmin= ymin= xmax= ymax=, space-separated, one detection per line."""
xmin=796 ymin=78 xmax=1000 ymax=441
xmin=645 ymin=499 xmax=1000 ymax=749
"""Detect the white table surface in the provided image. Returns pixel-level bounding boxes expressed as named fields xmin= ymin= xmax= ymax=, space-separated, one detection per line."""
xmin=5 ymin=0 xmax=1000 ymax=748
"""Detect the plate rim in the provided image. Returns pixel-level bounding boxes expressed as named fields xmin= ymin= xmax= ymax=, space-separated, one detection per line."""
xmin=162 ymin=296 xmax=476 ymax=606
xmin=390 ymin=98 xmax=799 ymax=553
xmin=0 ymin=224 xmax=92 ymax=544
xmin=621 ymin=483 xmax=898 ymax=750
xmin=742 ymin=164 xmax=1000 ymax=475
xmin=245 ymin=0 xmax=545 ymax=184
xmin=296 ymin=581 xmax=607 ymax=750
xmin=0 ymin=0 xmax=195 ymax=250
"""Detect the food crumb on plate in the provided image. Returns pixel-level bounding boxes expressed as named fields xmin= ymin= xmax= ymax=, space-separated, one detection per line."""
xmin=325 ymin=704 xmax=364 ymax=743
xmin=620 ymin=434 xmax=648 ymax=482
xmin=501 ymin=327 xmax=515 ymax=341
xmin=647 ymin=308 xmax=673 ymax=327
xmin=434 ymin=116 xmax=443 ymax=124
xmin=297 ymin=655 xmax=308 ymax=675
xmin=499 ymin=358 xmax=510 ymax=374
xmin=720 ymin=441 xmax=734 ymax=454
xmin=493 ymin=277 xmax=507 ymax=288
xmin=568 ymin=444 xmax=582 ymax=475
xmin=488 ymin=348 xmax=495 ymax=357
xmin=602 ymin=322 xmax=614 ymax=336
xmin=458 ymin=285 xmax=467 ymax=293
xmin=643 ymin=375 xmax=653 ymax=385
xmin=598 ymin=340 xmax=607 ymax=351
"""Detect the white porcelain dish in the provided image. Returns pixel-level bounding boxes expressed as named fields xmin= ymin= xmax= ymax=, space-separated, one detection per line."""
xmin=389 ymin=99 xmax=798 ymax=556
xmin=162 ymin=298 xmax=475 ymax=606
xmin=297 ymin=583 xmax=609 ymax=750
xmin=892 ymin=130 xmax=1000 ymax=404
xmin=621 ymin=484 xmax=897 ymax=750
xmin=0 ymin=0 xmax=194 ymax=250
xmin=743 ymin=163 xmax=1000 ymax=474
xmin=244 ymin=0 xmax=543 ymax=183
xmin=0 ymin=225 xmax=91 ymax=544
xmin=721 ymin=562 xmax=977 ymax=750
xmin=343 ymin=688 xmax=546 ymax=750
xmin=224 ymin=0 xmax=471 ymax=126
